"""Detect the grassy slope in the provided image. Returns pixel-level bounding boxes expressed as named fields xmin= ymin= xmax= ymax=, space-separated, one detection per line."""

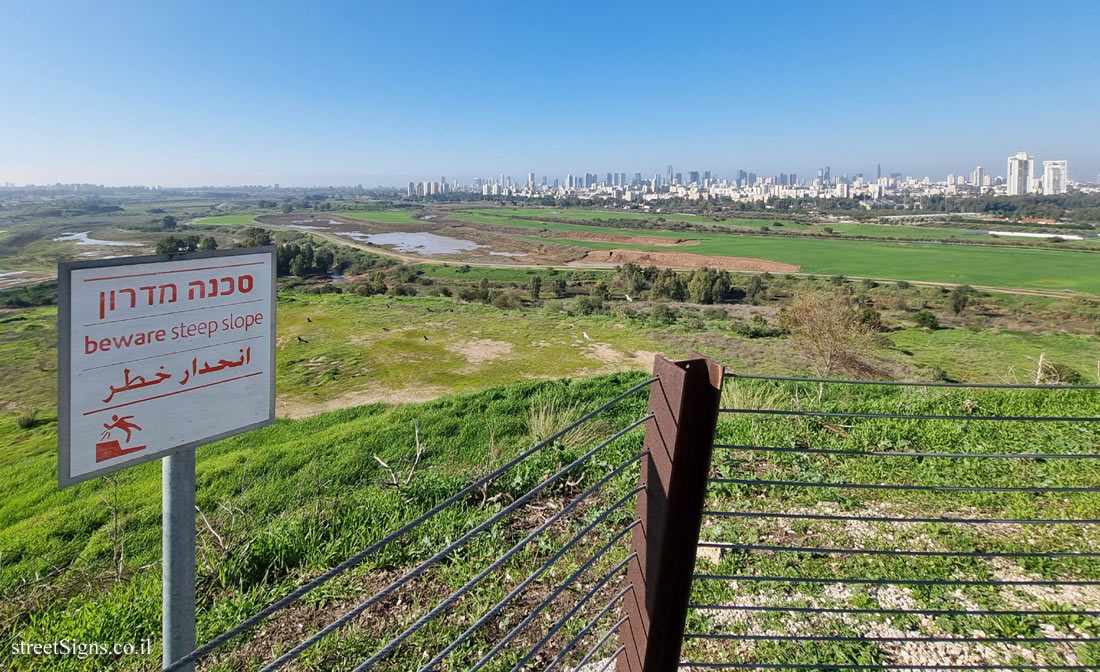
xmin=2 ymin=373 xmax=649 ymax=671
xmin=3 ymin=373 xmax=1098 ymax=670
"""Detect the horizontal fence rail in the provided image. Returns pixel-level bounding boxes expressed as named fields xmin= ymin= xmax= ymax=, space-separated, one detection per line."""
xmin=163 ymin=375 xmax=659 ymax=672
xmin=684 ymin=372 xmax=1100 ymax=672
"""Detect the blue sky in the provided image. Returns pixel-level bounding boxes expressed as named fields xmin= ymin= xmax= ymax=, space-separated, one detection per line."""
xmin=1 ymin=0 xmax=1097 ymax=187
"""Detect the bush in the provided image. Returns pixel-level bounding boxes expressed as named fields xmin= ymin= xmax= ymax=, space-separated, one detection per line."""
xmin=573 ymin=295 xmax=603 ymax=315
xmin=391 ymin=284 xmax=417 ymax=296
xmin=895 ymin=280 xmax=911 ymax=290
xmin=913 ymin=310 xmax=939 ymax=329
xmin=649 ymin=303 xmax=677 ymax=326
xmin=777 ymin=292 xmax=881 ymax=377
xmin=491 ymin=291 xmax=520 ymax=310
xmin=16 ymin=412 xmax=38 ymax=430
xmin=701 ymin=308 xmax=727 ymax=321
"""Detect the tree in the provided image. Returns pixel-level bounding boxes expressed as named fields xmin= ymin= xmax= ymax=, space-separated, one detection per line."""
xmin=161 ymin=215 xmax=177 ymax=231
xmin=687 ymin=269 xmax=713 ymax=304
xmin=652 ymin=269 xmax=686 ymax=301
xmin=477 ymin=278 xmax=491 ymax=303
xmin=593 ymin=280 xmax=610 ymax=300
xmin=746 ymin=275 xmax=763 ymax=302
xmin=949 ymin=285 xmax=971 ymax=315
xmin=198 ymin=237 xmax=217 ymax=251
xmin=155 ymin=235 xmax=199 ymax=255
xmin=551 ymin=277 xmax=568 ymax=297
xmin=528 ymin=275 xmax=541 ymax=300
xmin=777 ymin=292 xmax=881 ymax=377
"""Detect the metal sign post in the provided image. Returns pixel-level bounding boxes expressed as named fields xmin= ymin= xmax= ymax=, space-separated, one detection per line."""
xmin=57 ymin=247 xmax=277 ymax=670
xmin=163 ymin=450 xmax=196 ymax=672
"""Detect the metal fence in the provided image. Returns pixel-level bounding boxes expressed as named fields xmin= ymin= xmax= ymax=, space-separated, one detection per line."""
xmin=680 ymin=372 xmax=1100 ymax=672
xmin=162 ymin=375 xmax=661 ymax=672
xmin=161 ymin=362 xmax=1100 ymax=672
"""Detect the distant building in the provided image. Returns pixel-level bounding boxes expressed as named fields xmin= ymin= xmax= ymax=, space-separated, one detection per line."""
xmin=1007 ymin=152 xmax=1033 ymax=196
xmin=1042 ymin=160 xmax=1068 ymax=194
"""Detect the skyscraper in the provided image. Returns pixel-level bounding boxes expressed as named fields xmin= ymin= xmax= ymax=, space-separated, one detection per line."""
xmin=1007 ymin=152 xmax=1032 ymax=196
xmin=1042 ymin=160 xmax=1068 ymax=195
xmin=527 ymin=172 xmax=534 ymax=190
xmin=876 ymin=164 xmax=881 ymax=180
xmin=667 ymin=165 xmax=673 ymax=183
xmin=972 ymin=166 xmax=984 ymax=189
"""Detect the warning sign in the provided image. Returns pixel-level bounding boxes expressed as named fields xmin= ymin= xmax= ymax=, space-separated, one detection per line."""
xmin=58 ymin=248 xmax=276 ymax=487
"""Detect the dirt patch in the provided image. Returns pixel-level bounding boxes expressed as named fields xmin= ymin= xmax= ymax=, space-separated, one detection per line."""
xmin=574 ymin=249 xmax=799 ymax=272
xmin=278 ymin=385 xmax=448 ymax=419
xmin=445 ymin=338 xmax=514 ymax=365
xmin=585 ymin=342 xmax=627 ymax=365
xmin=553 ymin=232 xmax=699 ymax=247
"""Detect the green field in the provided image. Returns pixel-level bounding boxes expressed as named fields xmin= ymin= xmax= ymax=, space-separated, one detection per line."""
xmin=190 ymin=214 xmax=260 ymax=227
xmin=451 ymin=210 xmax=1100 ymax=293
xmin=338 ymin=210 xmax=420 ymax=225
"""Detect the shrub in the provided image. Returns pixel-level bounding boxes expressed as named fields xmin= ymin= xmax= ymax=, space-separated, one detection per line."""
xmin=573 ymin=295 xmax=603 ymax=315
xmin=649 ymin=303 xmax=677 ymax=326
xmin=777 ymin=292 xmax=881 ymax=377
xmin=491 ymin=291 xmax=520 ymax=310
xmin=16 ymin=412 xmax=38 ymax=430
xmin=895 ymin=280 xmax=911 ymax=290
xmin=701 ymin=308 xmax=727 ymax=321
xmin=913 ymin=310 xmax=939 ymax=329
xmin=391 ymin=284 xmax=417 ymax=297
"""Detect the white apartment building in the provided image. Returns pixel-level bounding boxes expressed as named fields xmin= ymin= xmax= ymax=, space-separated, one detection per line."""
xmin=1006 ymin=152 xmax=1033 ymax=196
xmin=1042 ymin=160 xmax=1068 ymax=194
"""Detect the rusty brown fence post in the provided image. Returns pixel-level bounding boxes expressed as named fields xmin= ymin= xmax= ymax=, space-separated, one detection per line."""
xmin=617 ymin=353 xmax=724 ymax=672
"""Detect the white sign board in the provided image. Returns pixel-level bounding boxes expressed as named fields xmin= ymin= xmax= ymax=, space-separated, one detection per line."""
xmin=58 ymin=248 xmax=276 ymax=487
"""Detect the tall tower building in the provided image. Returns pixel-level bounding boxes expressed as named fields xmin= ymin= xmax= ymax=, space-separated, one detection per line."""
xmin=1006 ymin=152 xmax=1032 ymax=196
xmin=972 ymin=166 xmax=984 ymax=189
xmin=1042 ymin=160 xmax=1068 ymax=195
xmin=527 ymin=172 xmax=535 ymax=190
xmin=667 ymin=165 xmax=673 ymax=184
xmin=876 ymin=164 xmax=882 ymax=180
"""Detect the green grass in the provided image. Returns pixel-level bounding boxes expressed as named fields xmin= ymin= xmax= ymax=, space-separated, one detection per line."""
xmin=190 ymin=214 xmax=260 ymax=226
xmin=686 ymin=378 xmax=1100 ymax=669
xmin=889 ymin=327 xmax=1100 ymax=383
xmin=451 ymin=211 xmax=1100 ymax=293
xmin=2 ymin=372 xmax=650 ymax=671
xmin=3 ymin=367 xmax=1098 ymax=670
xmin=529 ymin=235 xmax=1100 ymax=293
xmin=338 ymin=210 xmax=420 ymax=225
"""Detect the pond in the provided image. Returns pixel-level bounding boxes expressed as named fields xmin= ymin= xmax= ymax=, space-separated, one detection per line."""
xmin=339 ymin=231 xmax=487 ymax=255
xmin=53 ymin=232 xmax=144 ymax=247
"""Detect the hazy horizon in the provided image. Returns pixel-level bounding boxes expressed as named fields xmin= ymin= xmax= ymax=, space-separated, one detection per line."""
xmin=2 ymin=0 xmax=1098 ymax=187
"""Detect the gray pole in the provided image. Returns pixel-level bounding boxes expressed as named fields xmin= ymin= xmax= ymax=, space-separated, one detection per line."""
xmin=163 ymin=450 xmax=196 ymax=672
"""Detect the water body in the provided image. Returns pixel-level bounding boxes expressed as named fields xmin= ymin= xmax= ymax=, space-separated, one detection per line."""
xmin=288 ymin=221 xmax=330 ymax=231
xmin=53 ymin=232 xmax=144 ymax=247
xmin=340 ymin=231 xmax=487 ymax=255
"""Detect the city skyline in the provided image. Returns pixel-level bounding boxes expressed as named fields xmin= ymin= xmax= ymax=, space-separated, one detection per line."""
xmin=2 ymin=1 xmax=1099 ymax=186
